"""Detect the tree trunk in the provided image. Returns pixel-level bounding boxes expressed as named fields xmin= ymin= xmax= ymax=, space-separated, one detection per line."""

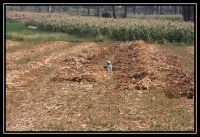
xmin=182 ymin=6 xmax=194 ymax=21
xmin=153 ymin=6 xmax=156 ymax=14
xmin=159 ymin=6 xmax=163 ymax=14
xmin=76 ymin=6 xmax=79 ymax=15
xmin=177 ymin=6 xmax=180 ymax=14
xmin=156 ymin=6 xmax=159 ymax=14
xmin=182 ymin=6 xmax=187 ymax=20
xmin=124 ymin=6 xmax=128 ymax=18
xmin=38 ymin=6 xmax=42 ymax=12
xmin=48 ymin=6 xmax=52 ymax=13
xmin=20 ymin=6 xmax=24 ymax=11
xmin=112 ymin=6 xmax=117 ymax=19
xmin=174 ymin=6 xmax=177 ymax=14
xmin=96 ymin=6 xmax=100 ymax=17
xmin=87 ymin=7 xmax=90 ymax=16
xmin=132 ymin=6 xmax=136 ymax=14
xmin=150 ymin=6 xmax=154 ymax=14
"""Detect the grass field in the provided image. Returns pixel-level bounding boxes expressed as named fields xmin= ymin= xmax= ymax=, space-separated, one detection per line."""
xmin=5 ymin=17 xmax=195 ymax=132
xmin=6 ymin=21 xmax=109 ymax=43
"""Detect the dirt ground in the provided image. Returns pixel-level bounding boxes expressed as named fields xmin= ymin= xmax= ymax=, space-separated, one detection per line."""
xmin=6 ymin=40 xmax=194 ymax=131
xmin=186 ymin=46 xmax=194 ymax=55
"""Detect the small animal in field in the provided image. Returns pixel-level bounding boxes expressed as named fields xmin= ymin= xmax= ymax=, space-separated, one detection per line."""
xmin=104 ymin=60 xmax=112 ymax=72
xmin=28 ymin=25 xmax=38 ymax=29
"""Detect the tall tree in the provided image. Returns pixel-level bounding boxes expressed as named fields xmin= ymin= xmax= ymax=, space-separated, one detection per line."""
xmin=112 ymin=6 xmax=117 ymax=19
xmin=20 ymin=6 xmax=25 ymax=11
xmin=182 ymin=6 xmax=194 ymax=21
xmin=87 ymin=6 xmax=90 ymax=16
xmin=96 ymin=6 xmax=100 ymax=17
xmin=173 ymin=6 xmax=180 ymax=14
xmin=37 ymin=6 xmax=42 ymax=12
xmin=62 ymin=6 xmax=70 ymax=12
xmin=155 ymin=6 xmax=159 ymax=14
xmin=123 ymin=6 xmax=128 ymax=18
xmin=174 ymin=6 xmax=177 ymax=14
xmin=48 ymin=6 xmax=52 ymax=13
xmin=159 ymin=6 xmax=163 ymax=14
xmin=76 ymin=6 xmax=80 ymax=15
xmin=177 ymin=6 xmax=180 ymax=14
xmin=146 ymin=6 xmax=154 ymax=14
xmin=132 ymin=6 xmax=136 ymax=14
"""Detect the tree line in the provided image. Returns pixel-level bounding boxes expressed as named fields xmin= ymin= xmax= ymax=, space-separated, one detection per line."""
xmin=6 ymin=5 xmax=195 ymax=21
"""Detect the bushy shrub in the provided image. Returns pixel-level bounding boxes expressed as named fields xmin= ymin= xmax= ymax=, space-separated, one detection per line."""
xmin=102 ymin=11 xmax=113 ymax=18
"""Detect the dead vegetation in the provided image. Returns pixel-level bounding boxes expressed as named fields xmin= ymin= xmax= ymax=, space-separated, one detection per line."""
xmin=48 ymin=40 xmax=194 ymax=98
xmin=51 ymin=43 xmax=110 ymax=83
xmin=6 ymin=40 xmax=194 ymax=131
xmin=7 ymin=40 xmax=194 ymax=98
xmin=186 ymin=46 xmax=194 ymax=55
xmin=107 ymin=41 xmax=194 ymax=98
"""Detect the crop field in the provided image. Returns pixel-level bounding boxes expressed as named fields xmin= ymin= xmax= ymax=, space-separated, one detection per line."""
xmin=128 ymin=14 xmax=184 ymax=21
xmin=5 ymin=11 xmax=195 ymax=131
xmin=7 ymin=11 xmax=194 ymax=44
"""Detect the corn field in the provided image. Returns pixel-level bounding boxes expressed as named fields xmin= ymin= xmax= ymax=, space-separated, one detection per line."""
xmin=7 ymin=11 xmax=194 ymax=43
xmin=128 ymin=14 xmax=184 ymax=21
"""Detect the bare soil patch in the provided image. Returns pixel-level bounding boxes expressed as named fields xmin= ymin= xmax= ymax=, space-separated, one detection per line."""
xmin=186 ymin=46 xmax=194 ymax=55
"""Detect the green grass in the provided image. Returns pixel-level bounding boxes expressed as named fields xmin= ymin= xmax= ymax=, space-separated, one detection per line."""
xmin=6 ymin=21 xmax=109 ymax=43
xmin=6 ymin=21 xmax=29 ymax=32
